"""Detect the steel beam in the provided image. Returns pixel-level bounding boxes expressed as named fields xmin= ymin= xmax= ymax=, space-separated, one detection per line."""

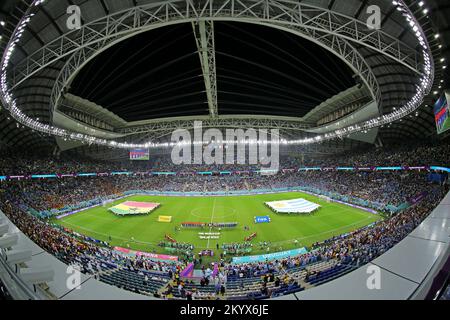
xmin=8 ymin=0 xmax=423 ymax=90
xmin=192 ymin=20 xmax=218 ymax=117
xmin=0 ymin=0 xmax=433 ymax=149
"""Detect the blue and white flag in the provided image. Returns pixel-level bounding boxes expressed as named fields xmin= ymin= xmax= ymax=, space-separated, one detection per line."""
xmin=266 ymin=198 xmax=320 ymax=213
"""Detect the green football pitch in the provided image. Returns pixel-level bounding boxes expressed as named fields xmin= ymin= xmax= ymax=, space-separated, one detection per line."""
xmin=54 ymin=192 xmax=381 ymax=256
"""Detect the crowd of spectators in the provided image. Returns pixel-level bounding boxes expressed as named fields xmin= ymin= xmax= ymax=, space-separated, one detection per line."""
xmin=0 ymin=169 xmax=441 ymax=217
xmin=221 ymin=188 xmax=446 ymax=286
xmin=304 ymin=140 xmax=450 ymax=168
xmin=0 ymin=199 xmax=189 ymax=277
xmin=0 ymin=139 xmax=449 ymax=176
xmin=279 ymin=171 xmax=439 ymax=207
xmin=0 ymin=140 xmax=448 ymax=299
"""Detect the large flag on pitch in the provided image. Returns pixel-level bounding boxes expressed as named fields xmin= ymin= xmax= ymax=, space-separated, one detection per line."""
xmin=266 ymin=198 xmax=320 ymax=214
xmin=109 ymin=201 xmax=160 ymax=216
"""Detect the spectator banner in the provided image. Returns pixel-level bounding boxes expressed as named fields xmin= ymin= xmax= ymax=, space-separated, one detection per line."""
xmin=3 ymin=166 xmax=450 ymax=182
xmin=408 ymin=192 xmax=428 ymax=205
xmin=114 ymin=246 xmax=178 ymax=262
xmin=180 ymin=263 xmax=195 ymax=278
xmin=232 ymin=247 xmax=308 ymax=264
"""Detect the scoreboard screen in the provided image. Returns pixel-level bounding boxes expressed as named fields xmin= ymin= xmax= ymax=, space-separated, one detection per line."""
xmin=434 ymin=93 xmax=450 ymax=135
xmin=129 ymin=149 xmax=149 ymax=161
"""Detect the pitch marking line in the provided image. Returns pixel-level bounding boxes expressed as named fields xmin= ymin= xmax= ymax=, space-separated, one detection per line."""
xmin=190 ymin=205 xmax=237 ymax=219
xmin=272 ymin=216 xmax=376 ymax=247
xmin=59 ymin=220 xmax=157 ymax=246
xmin=206 ymin=198 xmax=217 ymax=249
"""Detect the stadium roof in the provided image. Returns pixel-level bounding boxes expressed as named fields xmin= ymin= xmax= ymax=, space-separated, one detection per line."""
xmin=69 ymin=22 xmax=356 ymax=121
xmin=0 ymin=0 xmax=449 ymax=151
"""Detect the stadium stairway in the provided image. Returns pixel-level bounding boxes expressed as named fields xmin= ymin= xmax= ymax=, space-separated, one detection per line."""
xmin=99 ymin=268 xmax=170 ymax=296
xmin=304 ymin=263 xmax=356 ymax=287
xmin=73 ymin=254 xmax=350 ymax=300
xmin=225 ymin=260 xmax=338 ymax=299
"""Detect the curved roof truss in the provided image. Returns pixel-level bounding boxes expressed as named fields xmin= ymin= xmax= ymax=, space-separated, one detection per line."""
xmin=0 ymin=0 xmax=435 ymax=149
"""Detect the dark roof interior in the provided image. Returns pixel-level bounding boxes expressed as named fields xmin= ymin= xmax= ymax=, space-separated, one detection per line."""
xmin=69 ymin=22 xmax=355 ymax=121
xmin=0 ymin=0 xmax=450 ymax=151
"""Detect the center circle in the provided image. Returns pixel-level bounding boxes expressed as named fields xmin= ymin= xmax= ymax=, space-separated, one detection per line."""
xmin=190 ymin=205 xmax=237 ymax=220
